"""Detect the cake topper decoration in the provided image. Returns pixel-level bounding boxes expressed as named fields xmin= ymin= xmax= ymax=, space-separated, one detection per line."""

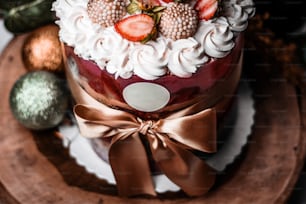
xmin=115 ymin=0 xmax=166 ymax=43
xmin=115 ymin=13 xmax=158 ymax=43
xmin=110 ymin=0 xmax=219 ymax=42
xmin=195 ymin=0 xmax=218 ymax=20
xmin=87 ymin=0 xmax=128 ymax=28
xmin=53 ymin=0 xmax=256 ymax=79
xmin=159 ymin=3 xmax=198 ymax=40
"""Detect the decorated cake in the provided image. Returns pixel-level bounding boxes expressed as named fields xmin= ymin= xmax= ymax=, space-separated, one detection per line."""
xmin=52 ymin=0 xmax=255 ymax=197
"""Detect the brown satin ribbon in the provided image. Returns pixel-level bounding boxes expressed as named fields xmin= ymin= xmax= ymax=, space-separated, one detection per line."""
xmin=74 ymin=103 xmax=217 ymax=197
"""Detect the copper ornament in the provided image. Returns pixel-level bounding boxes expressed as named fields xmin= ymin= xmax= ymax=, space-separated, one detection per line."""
xmin=22 ymin=24 xmax=64 ymax=72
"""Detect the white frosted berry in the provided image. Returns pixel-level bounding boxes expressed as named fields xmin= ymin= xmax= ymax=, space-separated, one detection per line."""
xmin=159 ymin=3 xmax=198 ymax=40
xmin=87 ymin=0 xmax=128 ymax=28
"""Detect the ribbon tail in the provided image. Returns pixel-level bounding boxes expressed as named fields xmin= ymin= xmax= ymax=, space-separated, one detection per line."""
xmin=109 ymin=133 xmax=156 ymax=197
xmin=150 ymin=138 xmax=216 ymax=196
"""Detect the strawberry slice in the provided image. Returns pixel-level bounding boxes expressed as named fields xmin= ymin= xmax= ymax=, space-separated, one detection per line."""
xmin=195 ymin=0 xmax=215 ymax=10
xmin=195 ymin=0 xmax=218 ymax=21
xmin=159 ymin=0 xmax=173 ymax=3
xmin=115 ymin=14 xmax=155 ymax=42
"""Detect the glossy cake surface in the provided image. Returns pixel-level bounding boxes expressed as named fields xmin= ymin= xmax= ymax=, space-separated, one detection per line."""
xmin=65 ymin=33 xmax=243 ymax=119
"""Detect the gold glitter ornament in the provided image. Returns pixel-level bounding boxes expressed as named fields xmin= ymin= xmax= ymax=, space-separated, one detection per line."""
xmin=9 ymin=71 xmax=69 ymax=130
xmin=22 ymin=24 xmax=64 ymax=72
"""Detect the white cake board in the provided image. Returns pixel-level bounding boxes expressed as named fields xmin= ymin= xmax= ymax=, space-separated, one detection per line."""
xmin=59 ymin=81 xmax=255 ymax=193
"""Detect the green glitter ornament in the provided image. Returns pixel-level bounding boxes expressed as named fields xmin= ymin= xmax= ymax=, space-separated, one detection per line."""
xmin=9 ymin=71 xmax=69 ymax=130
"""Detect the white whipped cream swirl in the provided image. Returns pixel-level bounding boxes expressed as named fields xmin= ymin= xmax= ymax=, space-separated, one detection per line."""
xmin=130 ymin=38 xmax=169 ymax=80
xmin=223 ymin=0 xmax=256 ymax=18
xmin=195 ymin=20 xmax=234 ymax=58
xmin=222 ymin=4 xmax=249 ymax=32
xmin=168 ymin=38 xmax=207 ymax=77
xmin=87 ymin=27 xmax=133 ymax=79
xmin=53 ymin=0 xmax=255 ymax=80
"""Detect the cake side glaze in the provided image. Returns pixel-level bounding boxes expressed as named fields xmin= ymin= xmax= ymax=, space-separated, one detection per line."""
xmin=64 ymin=36 xmax=243 ymax=119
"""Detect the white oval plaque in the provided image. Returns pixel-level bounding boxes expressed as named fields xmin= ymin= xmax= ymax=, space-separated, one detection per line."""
xmin=123 ymin=82 xmax=170 ymax=112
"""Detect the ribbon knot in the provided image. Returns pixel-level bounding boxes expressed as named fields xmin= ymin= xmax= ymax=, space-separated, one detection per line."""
xmin=137 ymin=118 xmax=154 ymax=135
xmin=137 ymin=119 xmax=168 ymax=149
xmin=74 ymin=103 xmax=217 ymax=197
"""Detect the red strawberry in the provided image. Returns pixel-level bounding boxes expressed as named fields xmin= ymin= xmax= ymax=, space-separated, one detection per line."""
xmin=115 ymin=14 xmax=155 ymax=42
xmin=195 ymin=0 xmax=218 ymax=20
xmin=195 ymin=0 xmax=215 ymax=10
xmin=159 ymin=0 xmax=173 ymax=3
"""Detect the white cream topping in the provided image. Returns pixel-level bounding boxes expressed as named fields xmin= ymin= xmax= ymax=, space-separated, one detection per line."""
xmin=195 ymin=20 xmax=234 ymax=58
xmin=222 ymin=4 xmax=249 ymax=32
xmin=87 ymin=27 xmax=133 ymax=78
xmin=130 ymin=38 xmax=169 ymax=80
xmin=53 ymin=0 xmax=255 ymax=80
xmin=223 ymin=0 xmax=256 ymax=18
xmin=168 ymin=38 xmax=207 ymax=77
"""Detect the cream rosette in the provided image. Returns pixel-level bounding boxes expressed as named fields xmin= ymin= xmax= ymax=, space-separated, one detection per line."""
xmin=167 ymin=38 xmax=207 ymax=78
xmin=129 ymin=38 xmax=169 ymax=80
xmin=195 ymin=20 xmax=235 ymax=58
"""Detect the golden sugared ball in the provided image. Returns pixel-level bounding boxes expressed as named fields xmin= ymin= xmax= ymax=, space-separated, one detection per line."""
xmin=22 ymin=24 xmax=64 ymax=72
xmin=159 ymin=3 xmax=198 ymax=40
xmin=87 ymin=0 xmax=128 ymax=28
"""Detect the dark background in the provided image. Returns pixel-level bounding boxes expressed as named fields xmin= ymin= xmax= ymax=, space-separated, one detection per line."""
xmin=255 ymin=0 xmax=306 ymax=39
xmin=254 ymin=1 xmax=306 ymax=203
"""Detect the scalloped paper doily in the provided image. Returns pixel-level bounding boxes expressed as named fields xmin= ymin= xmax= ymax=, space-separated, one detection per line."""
xmin=59 ymin=81 xmax=255 ymax=193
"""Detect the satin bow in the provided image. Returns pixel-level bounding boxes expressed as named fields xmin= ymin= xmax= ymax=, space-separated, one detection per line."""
xmin=73 ymin=104 xmax=217 ymax=197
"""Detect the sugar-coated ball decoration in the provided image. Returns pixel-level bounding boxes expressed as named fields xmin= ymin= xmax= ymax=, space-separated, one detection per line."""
xmin=159 ymin=3 xmax=198 ymax=40
xmin=87 ymin=0 xmax=128 ymax=28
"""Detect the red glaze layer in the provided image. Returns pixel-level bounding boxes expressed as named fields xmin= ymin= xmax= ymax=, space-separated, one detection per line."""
xmin=65 ymin=34 xmax=244 ymax=119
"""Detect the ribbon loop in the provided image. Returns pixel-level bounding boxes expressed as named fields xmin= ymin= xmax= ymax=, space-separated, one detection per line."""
xmin=159 ymin=108 xmax=217 ymax=153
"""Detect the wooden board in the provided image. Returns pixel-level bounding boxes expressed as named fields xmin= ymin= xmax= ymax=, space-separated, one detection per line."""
xmin=0 ymin=35 xmax=305 ymax=204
